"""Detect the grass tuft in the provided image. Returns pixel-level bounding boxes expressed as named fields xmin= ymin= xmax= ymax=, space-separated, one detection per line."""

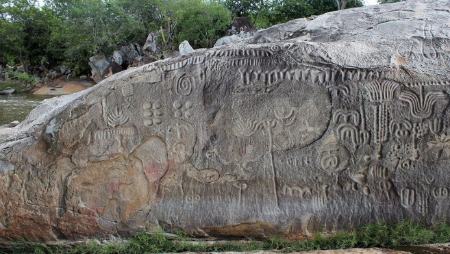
xmin=1 ymin=221 xmax=450 ymax=254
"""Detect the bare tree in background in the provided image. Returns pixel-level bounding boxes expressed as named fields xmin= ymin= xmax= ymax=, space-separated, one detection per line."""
xmin=335 ymin=0 xmax=347 ymax=10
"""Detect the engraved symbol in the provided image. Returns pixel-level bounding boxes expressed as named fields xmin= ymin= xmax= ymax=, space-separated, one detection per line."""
xmin=399 ymin=87 xmax=447 ymax=120
xmin=185 ymin=194 xmax=201 ymax=203
xmin=429 ymin=118 xmax=443 ymax=135
xmin=282 ymin=185 xmax=312 ymax=199
xmin=143 ymin=101 xmax=163 ymax=126
xmin=318 ymin=135 xmax=350 ymax=173
xmin=364 ymin=81 xmax=399 ymax=145
xmin=270 ymin=44 xmax=282 ymax=53
xmin=432 ymin=187 xmax=448 ymax=199
xmin=426 ymin=134 xmax=450 ymax=161
xmin=173 ymin=100 xmax=193 ymax=119
xmin=121 ymin=83 xmax=134 ymax=97
xmin=121 ymin=83 xmax=134 ymax=109
xmin=175 ymin=73 xmax=193 ymax=96
xmin=106 ymin=107 xmax=129 ymax=127
xmin=401 ymin=188 xmax=416 ymax=208
xmin=417 ymin=192 xmax=428 ymax=215
xmin=333 ymin=108 xmax=370 ymax=149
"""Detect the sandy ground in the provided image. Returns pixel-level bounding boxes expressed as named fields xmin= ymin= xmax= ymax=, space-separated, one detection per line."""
xmin=33 ymin=78 xmax=94 ymax=96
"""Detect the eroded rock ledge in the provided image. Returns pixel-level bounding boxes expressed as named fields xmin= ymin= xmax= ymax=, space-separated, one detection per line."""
xmin=1 ymin=0 xmax=450 ymax=242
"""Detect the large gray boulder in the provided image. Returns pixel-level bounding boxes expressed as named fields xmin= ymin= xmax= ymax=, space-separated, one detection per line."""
xmin=1 ymin=0 xmax=450 ymax=242
xmin=88 ymin=54 xmax=112 ymax=83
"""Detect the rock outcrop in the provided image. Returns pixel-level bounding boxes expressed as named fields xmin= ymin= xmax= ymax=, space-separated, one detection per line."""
xmin=1 ymin=0 xmax=450 ymax=242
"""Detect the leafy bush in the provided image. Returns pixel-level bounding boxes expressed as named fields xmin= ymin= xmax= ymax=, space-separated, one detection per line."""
xmin=168 ymin=0 xmax=232 ymax=48
xmin=222 ymin=0 xmax=363 ymax=29
xmin=3 ymin=221 xmax=450 ymax=254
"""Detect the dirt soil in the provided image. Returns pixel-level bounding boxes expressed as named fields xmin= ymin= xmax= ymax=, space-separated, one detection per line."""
xmin=33 ymin=77 xmax=94 ymax=95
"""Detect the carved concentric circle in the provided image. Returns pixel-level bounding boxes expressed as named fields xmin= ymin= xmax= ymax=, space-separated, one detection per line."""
xmin=270 ymin=44 xmax=282 ymax=53
xmin=175 ymin=74 xmax=193 ymax=96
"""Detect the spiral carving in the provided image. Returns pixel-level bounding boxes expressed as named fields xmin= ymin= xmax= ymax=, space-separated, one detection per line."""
xmin=175 ymin=74 xmax=193 ymax=96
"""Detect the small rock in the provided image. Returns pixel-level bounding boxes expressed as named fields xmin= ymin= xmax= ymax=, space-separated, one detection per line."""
xmin=143 ymin=32 xmax=160 ymax=54
xmin=214 ymin=32 xmax=253 ymax=47
xmin=179 ymin=40 xmax=194 ymax=55
xmin=8 ymin=121 xmax=20 ymax=127
xmin=0 ymin=88 xmax=15 ymax=95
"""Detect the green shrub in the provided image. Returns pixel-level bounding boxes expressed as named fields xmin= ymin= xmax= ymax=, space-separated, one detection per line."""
xmin=169 ymin=0 xmax=232 ymax=48
xmin=4 ymin=221 xmax=450 ymax=254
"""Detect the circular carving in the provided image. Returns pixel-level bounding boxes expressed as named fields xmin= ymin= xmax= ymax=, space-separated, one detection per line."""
xmin=175 ymin=74 xmax=193 ymax=96
xmin=231 ymin=79 xmax=332 ymax=150
xmin=318 ymin=135 xmax=350 ymax=173
xmin=270 ymin=44 xmax=282 ymax=53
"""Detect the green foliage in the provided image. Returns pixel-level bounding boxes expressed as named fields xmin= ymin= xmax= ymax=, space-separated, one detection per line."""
xmin=0 ymin=0 xmax=365 ymax=76
xmin=1 ymin=0 xmax=231 ymax=75
xmin=0 ymin=67 xmax=38 ymax=92
xmin=2 ymin=221 xmax=450 ymax=254
xmin=0 ymin=0 xmax=58 ymax=68
xmin=168 ymin=0 xmax=231 ymax=48
xmin=221 ymin=0 xmax=363 ymax=29
xmin=47 ymin=0 xmax=162 ymax=74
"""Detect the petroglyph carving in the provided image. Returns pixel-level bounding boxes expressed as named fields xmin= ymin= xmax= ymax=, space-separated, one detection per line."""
xmin=399 ymin=87 xmax=447 ymax=120
xmin=286 ymin=156 xmax=312 ymax=168
xmin=401 ymin=188 xmax=416 ymax=208
xmin=166 ymin=119 xmax=196 ymax=164
xmin=318 ymin=135 xmax=350 ymax=173
xmin=93 ymin=127 xmax=137 ymax=141
xmin=426 ymin=134 xmax=450 ymax=161
xmin=333 ymin=108 xmax=370 ymax=148
xmin=282 ymin=185 xmax=312 ymax=199
xmin=185 ymin=194 xmax=201 ymax=203
xmin=4 ymin=0 xmax=450 ymax=241
xmin=370 ymin=165 xmax=390 ymax=179
xmin=378 ymin=179 xmax=394 ymax=200
xmin=390 ymin=121 xmax=413 ymax=141
xmin=208 ymin=48 xmax=272 ymax=58
xmin=161 ymin=56 xmax=205 ymax=71
xmin=429 ymin=118 xmax=443 ymax=135
xmin=417 ymin=192 xmax=429 ymax=215
xmin=174 ymin=73 xmax=194 ymax=96
xmin=333 ymin=110 xmax=360 ymax=126
xmin=173 ymin=100 xmax=193 ymax=119
xmin=121 ymin=84 xmax=133 ymax=97
xmin=186 ymin=168 xmax=220 ymax=183
xmin=432 ymin=187 xmax=448 ymax=199
xmin=121 ymin=83 xmax=134 ymax=108
xmin=106 ymin=107 xmax=129 ymax=127
xmin=387 ymin=142 xmax=418 ymax=170
xmin=416 ymin=20 xmax=439 ymax=59
xmin=143 ymin=101 xmax=163 ymax=126
xmin=365 ymin=81 xmax=399 ymax=146
xmin=365 ymin=81 xmax=398 ymax=102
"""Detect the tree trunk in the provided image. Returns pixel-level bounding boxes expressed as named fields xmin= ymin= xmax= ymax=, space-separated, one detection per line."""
xmin=341 ymin=0 xmax=348 ymax=9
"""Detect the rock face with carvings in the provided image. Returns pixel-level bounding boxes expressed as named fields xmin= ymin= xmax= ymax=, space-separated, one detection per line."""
xmin=1 ymin=0 xmax=450 ymax=242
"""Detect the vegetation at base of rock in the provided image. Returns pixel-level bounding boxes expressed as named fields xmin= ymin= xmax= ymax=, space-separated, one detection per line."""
xmin=2 ymin=221 xmax=450 ymax=254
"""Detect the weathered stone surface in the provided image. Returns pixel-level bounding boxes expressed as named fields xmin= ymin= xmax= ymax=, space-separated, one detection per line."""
xmin=179 ymin=40 xmax=194 ymax=55
xmin=89 ymin=54 xmax=112 ymax=83
xmin=214 ymin=31 xmax=254 ymax=47
xmin=1 ymin=0 xmax=450 ymax=242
